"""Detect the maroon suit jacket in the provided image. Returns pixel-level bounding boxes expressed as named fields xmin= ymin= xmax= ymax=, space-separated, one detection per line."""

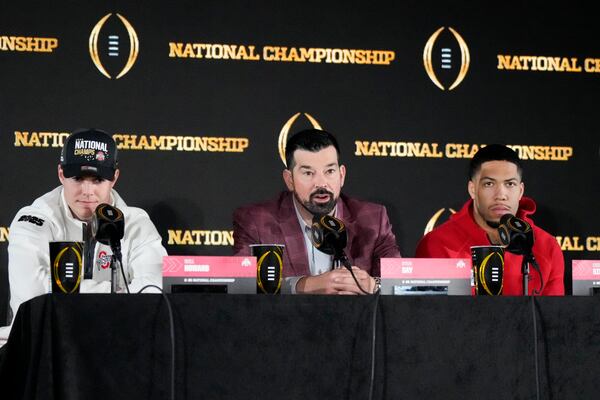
xmin=233 ymin=191 xmax=400 ymax=277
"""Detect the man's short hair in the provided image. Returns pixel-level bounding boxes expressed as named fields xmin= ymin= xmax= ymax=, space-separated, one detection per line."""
xmin=468 ymin=144 xmax=523 ymax=180
xmin=285 ymin=129 xmax=341 ymax=169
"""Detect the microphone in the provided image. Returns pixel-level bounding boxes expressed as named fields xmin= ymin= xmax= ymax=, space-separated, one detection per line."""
xmin=310 ymin=215 xmax=372 ymax=295
xmin=497 ymin=214 xmax=534 ymax=255
xmin=91 ymin=204 xmax=124 ymax=250
xmin=310 ymin=214 xmax=348 ymax=267
xmin=310 ymin=214 xmax=347 ymax=257
xmin=310 ymin=214 xmax=374 ymax=295
xmin=497 ymin=214 xmax=543 ymax=295
xmin=91 ymin=204 xmax=128 ymax=293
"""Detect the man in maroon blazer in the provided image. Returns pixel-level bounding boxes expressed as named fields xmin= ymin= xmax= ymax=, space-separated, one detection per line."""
xmin=233 ymin=129 xmax=400 ymax=294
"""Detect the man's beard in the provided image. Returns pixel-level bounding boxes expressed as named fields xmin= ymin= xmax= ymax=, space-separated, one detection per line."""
xmin=295 ymin=188 xmax=337 ymax=216
xmin=485 ymin=219 xmax=500 ymax=228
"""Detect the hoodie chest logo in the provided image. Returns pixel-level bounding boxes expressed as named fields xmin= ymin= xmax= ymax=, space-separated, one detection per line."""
xmin=97 ymin=250 xmax=112 ymax=269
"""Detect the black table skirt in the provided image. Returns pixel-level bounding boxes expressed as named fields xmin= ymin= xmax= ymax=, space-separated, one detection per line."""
xmin=1 ymin=294 xmax=598 ymax=400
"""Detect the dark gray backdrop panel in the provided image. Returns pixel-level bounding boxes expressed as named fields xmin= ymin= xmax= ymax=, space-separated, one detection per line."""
xmin=1 ymin=1 xmax=599 ymax=320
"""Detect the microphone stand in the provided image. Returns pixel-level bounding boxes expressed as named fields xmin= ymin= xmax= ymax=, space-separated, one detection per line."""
xmin=334 ymin=251 xmax=372 ymax=295
xmin=109 ymin=242 xmax=125 ymax=294
xmin=521 ymin=251 xmax=537 ymax=296
xmin=334 ymin=251 xmax=352 ymax=272
xmin=521 ymin=255 xmax=530 ymax=296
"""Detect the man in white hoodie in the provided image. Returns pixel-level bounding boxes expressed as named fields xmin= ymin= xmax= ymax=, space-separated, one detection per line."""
xmin=0 ymin=129 xmax=167 ymax=347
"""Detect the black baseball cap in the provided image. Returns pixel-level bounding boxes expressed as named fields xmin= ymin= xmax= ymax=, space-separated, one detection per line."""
xmin=60 ymin=129 xmax=118 ymax=180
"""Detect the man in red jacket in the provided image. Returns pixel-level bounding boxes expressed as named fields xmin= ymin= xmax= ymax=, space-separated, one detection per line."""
xmin=416 ymin=144 xmax=564 ymax=295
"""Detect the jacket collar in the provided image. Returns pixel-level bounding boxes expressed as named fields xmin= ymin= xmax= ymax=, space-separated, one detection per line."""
xmin=454 ymin=196 xmax=538 ymax=231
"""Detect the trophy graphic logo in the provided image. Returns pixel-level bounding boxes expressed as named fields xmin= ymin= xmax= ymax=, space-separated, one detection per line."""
xmin=471 ymin=246 xmax=504 ymax=296
xmin=89 ymin=13 xmax=139 ymax=79
xmin=50 ymin=241 xmax=83 ymax=294
xmin=424 ymin=207 xmax=457 ymax=235
xmin=278 ymin=112 xmax=323 ymax=166
xmin=423 ymin=27 xmax=470 ymax=91
xmin=251 ymin=244 xmax=284 ymax=294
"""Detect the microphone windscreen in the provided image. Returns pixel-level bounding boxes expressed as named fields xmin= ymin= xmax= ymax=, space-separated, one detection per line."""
xmin=310 ymin=215 xmax=347 ymax=256
xmin=92 ymin=204 xmax=124 ymax=246
xmin=497 ymin=213 xmax=534 ymax=254
xmin=500 ymin=213 xmax=514 ymax=225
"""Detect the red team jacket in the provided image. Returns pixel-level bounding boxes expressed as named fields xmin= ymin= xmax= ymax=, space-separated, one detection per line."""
xmin=416 ymin=197 xmax=565 ymax=295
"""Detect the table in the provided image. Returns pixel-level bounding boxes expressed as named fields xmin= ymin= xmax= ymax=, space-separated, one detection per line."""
xmin=1 ymin=294 xmax=598 ymax=399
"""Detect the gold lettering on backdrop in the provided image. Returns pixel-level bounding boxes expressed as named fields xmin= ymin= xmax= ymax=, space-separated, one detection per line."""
xmin=507 ymin=145 xmax=573 ymax=161
xmin=556 ymin=236 xmax=585 ymax=251
xmin=497 ymin=55 xmax=583 ymax=72
xmin=168 ymin=42 xmax=260 ymax=61
xmin=445 ymin=143 xmax=483 ymax=159
xmin=113 ymin=134 xmax=249 ymax=152
xmin=354 ymin=141 xmax=574 ymax=161
xmin=556 ymin=236 xmax=600 ymax=252
xmin=0 ymin=36 xmax=58 ymax=52
xmin=354 ymin=141 xmax=443 ymax=158
xmin=583 ymin=58 xmax=600 ymax=73
xmin=13 ymin=131 xmax=250 ymax=153
xmin=167 ymin=230 xmax=234 ymax=246
xmin=586 ymin=237 xmax=600 ymax=251
xmin=14 ymin=131 xmax=70 ymax=147
xmin=13 ymin=131 xmax=574 ymax=162
xmin=168 ymin=41 xmax=395 ymax=65
xmin=263 ymin=46 xmax=395 ymax=65
xmin=0 ymin=227 xmax=9 ymax=242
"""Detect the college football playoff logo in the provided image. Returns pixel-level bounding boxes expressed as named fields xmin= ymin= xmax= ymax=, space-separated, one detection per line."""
xmin=51 ymin=242 xmax=83 ymax=294
xmin=424 ymin=207 xmax=456 ymax=235
xmin=278 ymin=112 xmax=323 ymax=166
xmin=256 ymin=249 xmax=283 ymax=294
xmin=89 ymin=13 xmax=139 ymax=79
xmin=423 ymin=27 xmax=470 ymax=90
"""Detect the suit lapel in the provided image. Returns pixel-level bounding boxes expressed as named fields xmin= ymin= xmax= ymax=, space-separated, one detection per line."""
xmin=278 ymin=192 xmax=310 ymax=277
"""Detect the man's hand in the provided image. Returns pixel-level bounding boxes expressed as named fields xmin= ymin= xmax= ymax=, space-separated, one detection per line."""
xmin=296 ymin=266 xmax=375 ymax=295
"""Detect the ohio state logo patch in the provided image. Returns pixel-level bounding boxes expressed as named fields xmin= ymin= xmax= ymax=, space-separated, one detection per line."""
xmin=97 ymin=251 xmax=111 ymax=269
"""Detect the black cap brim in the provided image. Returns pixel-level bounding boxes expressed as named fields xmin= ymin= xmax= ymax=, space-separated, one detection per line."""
xmin=62 ymin=164 xmax=115 ymax=180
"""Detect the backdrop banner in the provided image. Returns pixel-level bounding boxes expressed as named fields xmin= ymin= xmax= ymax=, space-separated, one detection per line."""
xmin=1 ymin=2 xmax=599 ymax=321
